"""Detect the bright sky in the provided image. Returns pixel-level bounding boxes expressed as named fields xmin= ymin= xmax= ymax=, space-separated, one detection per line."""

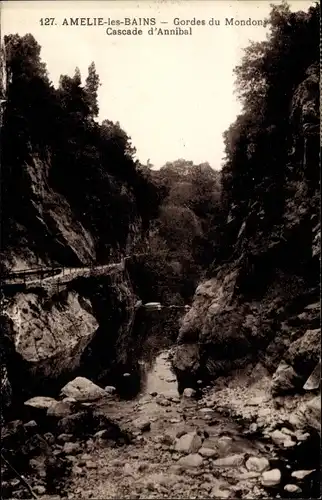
xmin=1 ymin=0 xmax=314 ymax=169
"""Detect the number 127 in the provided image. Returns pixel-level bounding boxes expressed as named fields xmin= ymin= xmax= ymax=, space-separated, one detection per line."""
xmin=40 ymin=18 xmax=56 ymax=26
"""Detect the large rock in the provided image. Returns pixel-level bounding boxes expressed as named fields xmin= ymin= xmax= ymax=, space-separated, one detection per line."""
xmin=285 ymin=328 xmax=320 ymax=379
xmin=60 ymin=377 xmax=107 ymax=402
xmin=2 ymin=291 xmax=98 ymax=389
xmin=47 ymin=400 xmax=76 ymax=419
xmin=271 ymin=361 xmax=304 ymax=396
xmin=270 ymin=429 xmax=296 ymax=448
xmin=182 ymin=388 xmax=196 ymax=398
xmin=174 ymin=432 xmax=202 ymax=454
xmin=132 ymin=417 xmax=151 ymax=432
xmin=24 ymin=396 xmax=58 ymax=412
xmin=261 ymin=469 xmax=281 ymax=487
xmin=172 ymin=344 xmax=200 ymax=393
xmin=172 ymin=270 xmax=269 ymax=383
xmin=199 ymin=447 xmax=218 ymax=458
xmin=245 ymin=456 xmax=270 ymax=473
xmin=177 ymin=453 xmax=203 ymax=468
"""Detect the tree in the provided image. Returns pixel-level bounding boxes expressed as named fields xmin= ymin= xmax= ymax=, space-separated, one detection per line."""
xmin=85 ymin=61 xmax=100 ymax=118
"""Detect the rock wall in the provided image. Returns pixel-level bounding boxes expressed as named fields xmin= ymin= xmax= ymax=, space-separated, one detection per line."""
xmin=0 ymin=270 xmax=140 ymax=409
xmin=1 ymin=153 xmax=97 ymax=272
xmin=172 ymin=65 xmax=320 ymax=401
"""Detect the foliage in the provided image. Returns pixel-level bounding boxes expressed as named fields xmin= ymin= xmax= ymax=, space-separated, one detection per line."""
xmin=219 ymin=2 xmax=320 ymax=262
xmin=1 ymin=33 xmax=161 ymax=262
xmin=130 ymin=159 xmax=222 ymax=304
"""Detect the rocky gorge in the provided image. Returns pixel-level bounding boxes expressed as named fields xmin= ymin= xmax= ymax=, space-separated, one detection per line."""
xmin=1 ymin=4 xmax=320 ymax=499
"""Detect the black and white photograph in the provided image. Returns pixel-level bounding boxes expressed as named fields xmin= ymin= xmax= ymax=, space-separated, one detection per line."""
xmin=0 ymin=0 xmax=320 ymax=498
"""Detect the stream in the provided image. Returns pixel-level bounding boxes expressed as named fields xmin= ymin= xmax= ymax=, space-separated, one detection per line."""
xmin=2 ymin=329 xmax=319 ymax=499
xmin=107 ymin=337 xmax=320 ymax=500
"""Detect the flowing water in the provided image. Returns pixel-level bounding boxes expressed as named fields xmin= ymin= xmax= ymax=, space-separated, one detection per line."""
xmin=137 ymin=350 xmax=178 ymax=398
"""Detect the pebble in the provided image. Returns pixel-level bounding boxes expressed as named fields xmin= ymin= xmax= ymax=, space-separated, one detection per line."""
xmin=23 ymin=420 xmax=37 ymax=430
xmin=183 ymin=388 xmax=196 ymax=398
xmin=212 ymin=453 xmax=245 ymax=467
xmin=198 ymin=447 xmax=218 ymax=458
xmin=284 ymin=484 xmax=302 ymax=494
xmin=104 ymin=386 xmax=116 ymax=394
xmin=177 ymin=453 xmax=203 ymax=468
xmin=211 ymin=481 xmax=231 ymax=498
xmin=237 ymin=471 xmax=261 ymax=480
xmin=63 ymin=442 xmax=81 ymax=455
xmin=295 ymin=432 xmax=310 ymax=441
xmin=33 ymin=486 xmax=46 ymax=495
xmin=73 ymin=465 xmax=84 ymax=475
xmin=199 ymin=408 xmax=214 ymax=414
xmin=133 ymin=418 xmax=151 ymax=432
xmin=270 ymin=429 xmax=296 ymax=448
xmin=261 ymin=469 xmax=281 ymax=487
xmin=246 ymin=456 xmax=270 ymax=473
xmin=57 ymin=433 xmax=74 ymax=443
xmin=284 ymin=440 xmax=297 ymax=448
xmin=291 ymin=469 xmax=315 ymax=480
xmin=86 ymin=460 xmax=98 ymax=469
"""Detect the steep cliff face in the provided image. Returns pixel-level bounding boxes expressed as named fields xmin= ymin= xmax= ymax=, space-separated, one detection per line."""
xmin=173 ymin=65 xmax=320 ymax=401
xmin=1 ymin=153 xmax=97 ymax=272
xmin=0 ymin=148 xmax=144 ymax=410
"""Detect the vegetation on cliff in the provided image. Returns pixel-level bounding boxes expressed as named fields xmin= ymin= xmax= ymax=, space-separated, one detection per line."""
xmin=217 ymin=2 xmax=320 ymax=267
xmin=0 ymin=34 xmax=161 ymax=268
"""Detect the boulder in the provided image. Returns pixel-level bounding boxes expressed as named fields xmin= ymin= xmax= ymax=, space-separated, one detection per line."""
xmin=183 ymin=388 xmax=196 ymax=398
xmin=270 ymin=429 xmax=296 ymax=448
xmin=245 ymin=456 xmax=270 ymax=473
xmin=47 ymin=400 xmax=76 ymax=419
xmin=132 ymin=418 xmax=151 ymax=432
xmin=291 ymin=469 xmax=315 ymax=480
xmin=60 ymin=377 xmax=107 ymax=402
xmin=172 ymin=344 xmax=200 ymax=393
xmin=284 ymin=484 xmax=302 ymax=494
xmin=271 ymin=361 xmax=304 ymax=396
xmin=104 ymin=386 xmax=117 ymax=395
xmin=198 ymin=447 xmax=218 ymax=458
xmin=261 ymin=469 xmax=281 ymax=487
xmin=24 ymin=396 xmax=58 ymax=420
xmin=285 ymin=328 xmax=320 ymax=379
xmin=3 ymin=291 xmax=98 ymax=389
xmin=62 ymin=442 xmax=81 ymax=455
xmin=174 ymin=432 xmax=202 ymax=454
xmin=24 ymin=420 xmax=38 ymax=431
xmin=177 ymin=453 xmax=203 ymax=468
